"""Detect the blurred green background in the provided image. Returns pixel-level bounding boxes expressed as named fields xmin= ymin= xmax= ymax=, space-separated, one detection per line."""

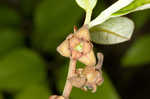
xmin=0 ymin=0 xmax=150 ymax=99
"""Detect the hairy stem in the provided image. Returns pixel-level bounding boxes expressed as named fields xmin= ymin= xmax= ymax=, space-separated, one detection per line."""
xmin=62 ymin=59 xmax=77 ymax=98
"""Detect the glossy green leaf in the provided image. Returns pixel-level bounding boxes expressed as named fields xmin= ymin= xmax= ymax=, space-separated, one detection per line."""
xmin=0 ymin=6 xmax=21 ymax=26
xmin=75 ymin=0 xmax=97 ymax=11
xmin=57 ymin=64 xmax=120 ymax=99
xmin=32 ymin=0 xmax=82 ymax=53
xmin=90 ymin=17 xmax=134 ymax=45
xmin=0 ymin=48 xmax=46 ymax=92
xmin=122 ymin=35 xmax=150 ymax=67
xmin=0 ymin=28 xmax=24 ymax=58
xmin=14 ymin=84 xmax=50 ymax=99
xmin=112 ymin=0 xmax=150 ymax=17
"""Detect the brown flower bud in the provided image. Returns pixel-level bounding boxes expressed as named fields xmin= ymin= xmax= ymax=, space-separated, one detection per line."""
xmin=69 ymin=52 xmax=104 ymax=93
xmin=49 ymin=95 xmax=65 ymax=99
xmin=57 ymin=38 xmax=71 ymax=57
xmin=68 ymin=68 xmax=85 ymax=88
xmin=57 ymin=25 xmax=96 ymax=66
xmin=69 ymin=75 xmax=86 ymax=88
xmin=82 ymin=66 xmax=103 ymax=93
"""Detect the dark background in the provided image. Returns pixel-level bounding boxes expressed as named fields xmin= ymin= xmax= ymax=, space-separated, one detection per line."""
xmin=0 ymin=0 xmax=150 ymax=99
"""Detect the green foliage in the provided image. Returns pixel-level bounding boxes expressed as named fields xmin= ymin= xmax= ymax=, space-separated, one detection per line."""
xmin=0 ymin=28 xmax=24 ymax=58
xmin=0 ymin=93 xmax=3 ymax=99
xmin=90 ymin=17 xmax=134 ymax=44
xmin=0 ymin=6 xmax=21 ymax=26
xmin=75 ymin=0 xmax=97 ymax=11
xmin=14 ymin=84 xmax=50 ymax=99
xmin=0 ymin=48 xmax=47 ymax=92
xmin=122 ymin=35 xmax=150 ymax=67
xmin=32 ymin=0 xmax=83 ymax=53
xmin=89 ymin=0 xmax=134 ymax=28
xmin=57 ymin=64 xmax=120 ymax=99
xmin=20 ymin=0 xmax=37 ymax=16
xmin=112 ymin=0 xmax=150 ymax=17
xmin=131 ymin=9 xmax=150 ymax=29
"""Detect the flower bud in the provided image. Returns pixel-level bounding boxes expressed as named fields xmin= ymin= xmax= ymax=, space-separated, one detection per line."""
xmin=69 ymin=76 xmax=86 ymax=88
xmin=49 ymin=95 xmax=65 ymax=99
xmin=82 ymin=66 xmax=104 ymax=93
xmin=57 ymin=39 xmax=70 ymax=57
xmin=69 ymin=65 xmax=103 ymax=93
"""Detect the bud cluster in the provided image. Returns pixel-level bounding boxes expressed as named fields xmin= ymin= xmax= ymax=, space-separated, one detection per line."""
xmin=69 ymin=53 xmax=104 ymax=93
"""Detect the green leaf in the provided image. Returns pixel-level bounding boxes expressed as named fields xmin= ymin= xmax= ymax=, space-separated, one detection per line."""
xmin=0 ymin=6 xmax=21 ymax=26
xmin=0 ymin=28 xmax=24 ymax=58
xmin=112 ymin=0 xmax=150 ymax=17
xmin=90 ymin=17 xmax=134 ymax=45
xmin=0 ymin=48 xmax=47 ymax=92
xmin=89 ymin=0 xmax=134 ymax=28
xmin=75 ymin=0 xmax=97 ymax=11
xmin=14 ymin=84 xmax=50 ymax=99
xmin=131 ymin=9 xmax=150 ymax=29
xmin=57 ymin=64 xmax=120 ymax=99
xmin=32 ymin=0 xmax=82 ymax=53
xmin=0 ymin=93 xmax=3 ymax=99
xmin=20 ymin=0 xmax=36 ymax=16
xmin=122 ymin=35 xmax=150 ymax=67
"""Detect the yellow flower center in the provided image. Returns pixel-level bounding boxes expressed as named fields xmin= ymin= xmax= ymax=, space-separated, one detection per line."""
xmin=75 ymin=43 xmax=83 ymax=52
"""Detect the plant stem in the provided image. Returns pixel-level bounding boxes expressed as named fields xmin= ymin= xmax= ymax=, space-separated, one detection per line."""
xmin=84 ymin=10 xmax=92 ymax=25
xmin=62 ymin=59 xmax=77 ymax=98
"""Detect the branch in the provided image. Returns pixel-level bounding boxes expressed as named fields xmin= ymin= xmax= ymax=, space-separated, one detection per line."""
xmin=62 ymin=59 xmax=77 ymax=98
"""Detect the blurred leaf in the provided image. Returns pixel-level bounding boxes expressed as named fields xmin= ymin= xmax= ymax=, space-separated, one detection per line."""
xmin=0 ymin=28 xmax=24 ymax=58
xmin=0 ymin=48 xmax=47 ymax=92
xmin=14 ymin=84 xmax=50 ymax=99
xmin=112 ymin=0 xmax=150 ymax=17
xmin=92 ymin=0 xmax=106 ymax=18
xmin=90 ymin=17 xmax=134 ymax=45
xmin=32 ymin=0 xmax=83 ymax=53
xmin=122 ymin=35 xmax=150 ymax=67
xmin=75 ymin=0 xmax=97 ymax=11
xmin=0 ymin=6 xmax=21 ymax=26
xmin=57 ymin=64 xmax=120 ymax=99
xmin=131 ymin=9 xmax=150 ymax=29
xmin=0 ymin=93 xmax=3 ymax=99
xmin=20 ymin=0 xmax=37 ymax=16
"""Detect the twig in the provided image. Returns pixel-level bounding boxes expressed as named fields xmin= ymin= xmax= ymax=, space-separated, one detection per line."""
xmin=62 ymin=59 xmax=77 ymax=98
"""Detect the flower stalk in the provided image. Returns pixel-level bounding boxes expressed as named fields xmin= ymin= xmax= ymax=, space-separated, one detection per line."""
xmin=84 ymin=9 xmax=92 ymax=25
xmin=62 ymin=59 xmax=77 ymax=98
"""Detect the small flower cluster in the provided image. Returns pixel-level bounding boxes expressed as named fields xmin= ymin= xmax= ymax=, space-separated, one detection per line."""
xmin=50 ymin=25 xmax=104 ymax=99
xmin=69 ymin=53 xmax=104 ymax=93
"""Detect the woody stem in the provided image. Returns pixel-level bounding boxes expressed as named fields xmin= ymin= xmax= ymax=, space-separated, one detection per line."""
xmin=62 ymin=59 xmax=77 ymax=98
